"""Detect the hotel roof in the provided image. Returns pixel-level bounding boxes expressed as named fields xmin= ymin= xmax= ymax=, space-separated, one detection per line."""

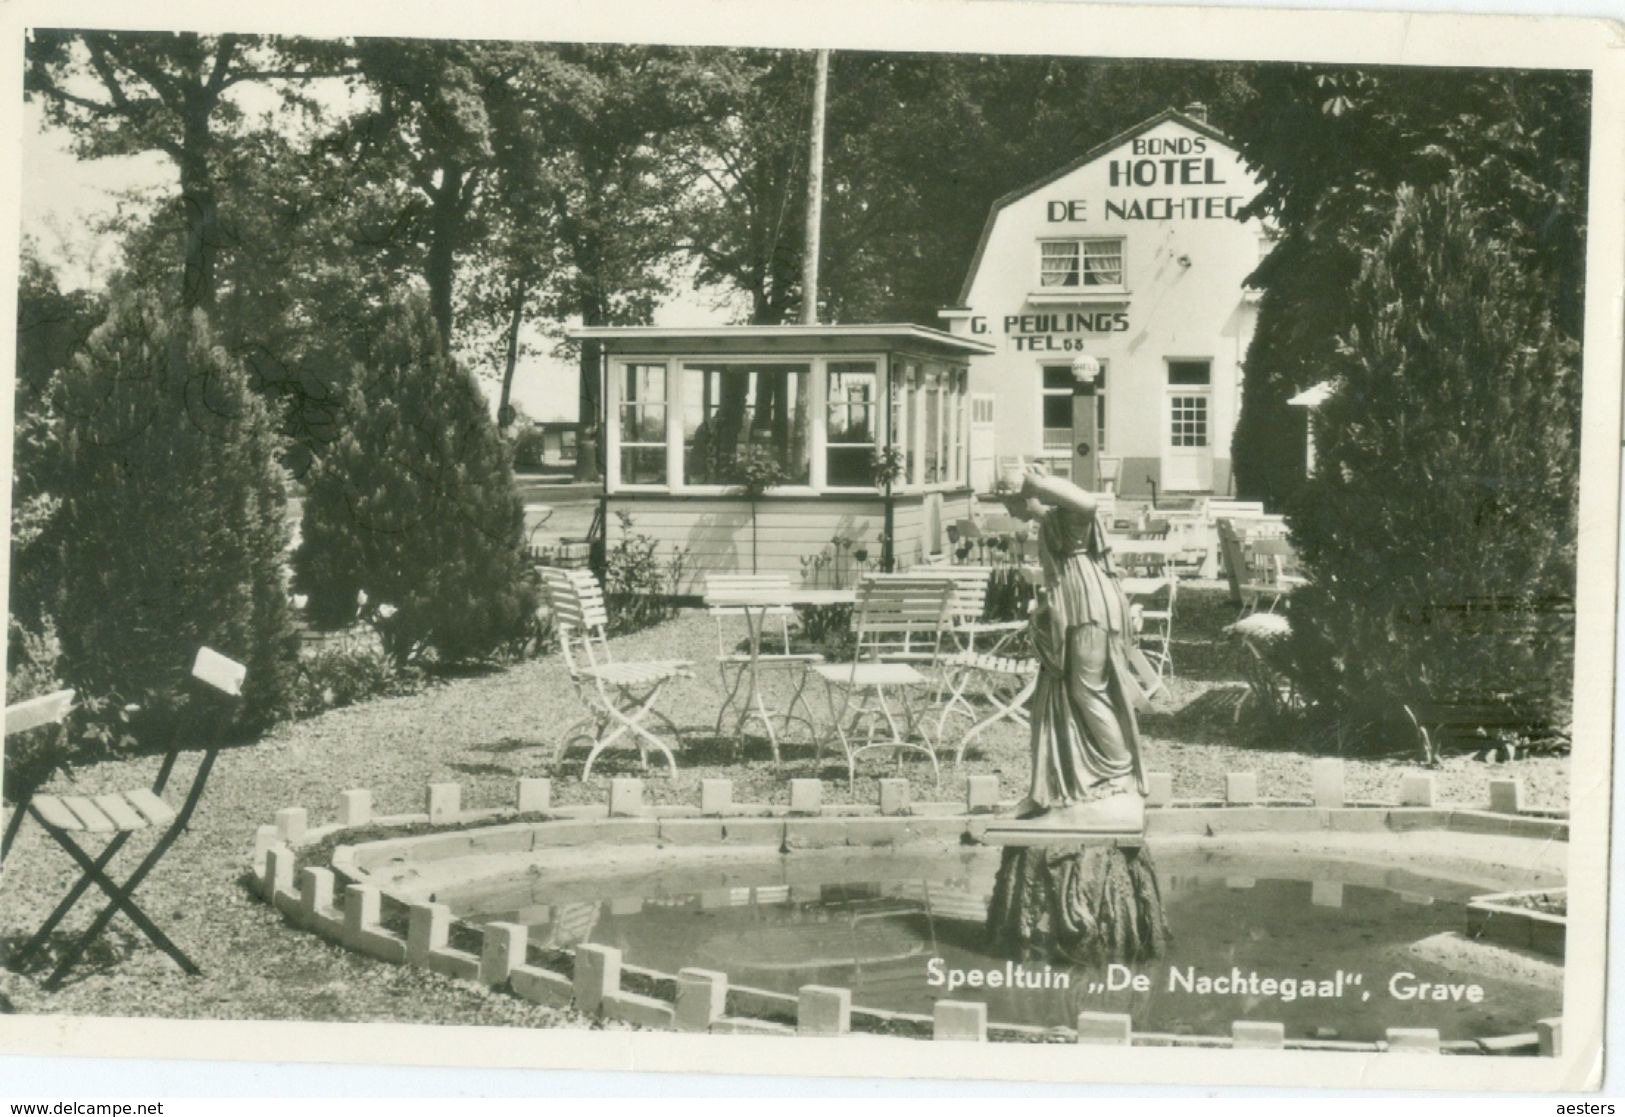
xmin=953 ymin=107 xmax=1242 ymax=306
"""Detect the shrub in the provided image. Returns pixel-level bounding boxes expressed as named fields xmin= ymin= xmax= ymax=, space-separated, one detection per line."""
xmin=511 ymin=424 xmax=550 ymax=471
xmin=294 ymin=296 xmax=538 ymax=667
xmin=2 ymin=617 xmax=78 ymax=813
xmin=1285 ymin=184 xmax=1579 ymax=747
xmin=291 ymin=645 xmax=422 ymax=717
xmin=51 ymin=292 xmax=300 ymax=735
xmin=725 ymin=444 xmax=787 ymax=574
xmin=602 ymin=511 xmax=688 ymax=634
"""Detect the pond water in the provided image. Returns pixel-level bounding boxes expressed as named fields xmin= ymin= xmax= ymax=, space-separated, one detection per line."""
xmin=453 ymin=847 xmax=1560 ymax=1042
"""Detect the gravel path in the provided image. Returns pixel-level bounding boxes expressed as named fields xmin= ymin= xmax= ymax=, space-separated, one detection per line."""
xmin=0 ymin=589 xmax=1568 ymax=1023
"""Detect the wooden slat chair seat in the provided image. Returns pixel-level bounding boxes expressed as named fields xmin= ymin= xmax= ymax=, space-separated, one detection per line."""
xmin=540 ymin=567 xmax=691 ymax=779
xmin=935 ymin=649 xmax=1040 ymax=765
xmin=704 ymin=573 xmax=823 ymax=762
xmin=5 ymin=649 xmax=245 ymax=990
xmin=810 ymin=577 xmax=953 ymax=787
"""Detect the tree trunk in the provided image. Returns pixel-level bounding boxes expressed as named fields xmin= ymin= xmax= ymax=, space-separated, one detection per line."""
xmin=497 ymin=276 xmax=528 ymax=429
xmin=575 ymin=327 xmax=603 ymax=483
xmin=426 ymin=161 xmax=465 ymax=351
xmin=178 ymin=99 xmax=217 ymax=311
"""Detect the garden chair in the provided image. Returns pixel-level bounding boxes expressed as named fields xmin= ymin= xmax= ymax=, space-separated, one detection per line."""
xmin=1215 ymin=519 xmax=1282 ymax=618
xmin=810 ymin=576 xmax=954 ymax=787
xmin=1246 ymin=537 xmax=1306 ymax=613
xmin=1131 ymin=576 xmax=1179 ymax=698
xmin=5 ymin=648 xmax=244 ymax=990
xmin=540 ymin=567 xmax=692 ymax=779
xmin=704 ymin=572 xmax=823 ymax=763
xmin=1109 ymin=535 xmax=1179 ymax=579
xmin=905 ymin=565 xmax=1027 ymax=725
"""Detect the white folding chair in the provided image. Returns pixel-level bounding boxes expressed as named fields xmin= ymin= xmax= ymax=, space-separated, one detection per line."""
xmin=540 ymin=568 xmax=692 ymax=779
xmin=704 ymin=573 xmax=823 ymax=763
xmin=1132 ymin=576 xmax=1179 ymax=696
xmin=906 ymin=566 xmax=1027 ymax=730
xmin=810 ymin=576 xmax=953 ymax=787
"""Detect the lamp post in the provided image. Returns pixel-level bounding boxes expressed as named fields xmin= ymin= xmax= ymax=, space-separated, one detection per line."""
xmin=1070 ymin=352 xmax=1101 ymax=492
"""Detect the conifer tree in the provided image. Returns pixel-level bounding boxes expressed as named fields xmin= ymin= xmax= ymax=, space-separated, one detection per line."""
xmin=53 ymin=291 xmax=299 ymax=731
xmin=1287 ymin=184 xmax=1578 ymax=740
xmin=295 ymin=295 xmax=533 ymax=666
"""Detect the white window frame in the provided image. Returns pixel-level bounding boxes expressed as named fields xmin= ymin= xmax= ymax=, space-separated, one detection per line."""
xmin=608 ymin=361 xmax=672 ymax=491
xmin=607 ymin=351 xmax=912 ymax=496
xmin=674 ymin=355 xmax=819 ymax=494
xmin=823 ymin=358 xmax=884 ymax=493
xmin=884 ymin=359 xmax=972 ymax=494
xmin=1165 ymin=358 xmax=1213 ymax=450
xmin=1037 ymin=237 xmax=1126 ymax=291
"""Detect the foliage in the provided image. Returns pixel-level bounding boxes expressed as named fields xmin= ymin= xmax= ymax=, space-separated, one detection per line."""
xmin=982 ymin=565 xmax=1036 ymax=624
xmin=12 ymin=247 xmax=102 ymax=632
xmin=726 ymin=444 xmax=790 ymax=574
xmin=602 ymin=511 xmax=689 ymax=635
xmin=685 ymin=52 xmax=1258 ymax=326
xmin=1283 ymin=183 xmax=1579 ymax=748
xmin=510 ymin=424 xmax=550 ymax=471
xmin=2 ymin=617 xmax=77 ymax=805
xmin=869 ymin=445 xmax=904 ymax=490
xmin=793 ymin=603 xmax=856 ymax=662
xmin=51 ymin=291 xmax=300 ymax=736
xmin=1226 ymin=65 xmax=1590 ymax=506
xmin=498 ymin=44 xmax=733 ymax=479
xmin=799 ymin=534 xmax=877 ymax=591
xmin=290 ymin=645 xmax=423 ymax=718
xmin=25 ymin=31 xmax=347 ymax=311
xmin=294 ymin=296 xmax=538 ymax=667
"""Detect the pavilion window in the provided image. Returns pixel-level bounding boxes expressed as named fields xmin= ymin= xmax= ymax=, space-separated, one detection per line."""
xmin=826 ymin=360 xmax=879 ymax=488
xmin=950 ymin=368 xmax=966 ymax=483
xmin=681 ymin=362 xmax=811 ymax=486
xmin=618 ymin=363 xmax=668 ymax=485
xmin=923 ymin=370 xmax=943 ymax=484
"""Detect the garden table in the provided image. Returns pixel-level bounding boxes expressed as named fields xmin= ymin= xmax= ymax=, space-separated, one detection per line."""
xmin=703 ymin=587 xmax=857 ymax=758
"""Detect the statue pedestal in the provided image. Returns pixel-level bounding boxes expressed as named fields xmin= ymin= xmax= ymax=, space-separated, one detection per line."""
xmin=985 ymin=837 xmax=1168 ymax=966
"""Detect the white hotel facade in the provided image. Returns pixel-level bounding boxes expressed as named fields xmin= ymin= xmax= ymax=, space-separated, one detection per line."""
xmin=942 ymin=106 xmax=1267 ymax=499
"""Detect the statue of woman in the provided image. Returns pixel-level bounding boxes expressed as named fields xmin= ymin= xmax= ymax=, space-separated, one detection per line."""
xmin=998 ymin=464 xmax=1147 ymax=828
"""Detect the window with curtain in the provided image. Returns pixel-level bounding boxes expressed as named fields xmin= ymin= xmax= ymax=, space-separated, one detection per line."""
xmin=1039 ymin=238 xmax=1126 ymax=288
xmin=681 ymin=362 xmax=811 ymax=486
xmin=826 ymin=360 xmax=878 ymax=487
xmin=618 ymin=363 xmax=668 ymax=485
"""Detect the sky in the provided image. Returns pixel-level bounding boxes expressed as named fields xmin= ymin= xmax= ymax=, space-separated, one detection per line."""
xmin=17 ymin=69 xmax=744 ymax=425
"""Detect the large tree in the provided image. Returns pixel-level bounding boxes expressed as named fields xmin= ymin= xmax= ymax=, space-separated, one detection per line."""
xmin=25 ymin=31 xmax=347 ymax=310
xmin=1286 ymin=183 xmax=1579 ymax=743
xmin=1225 ymin=65 xmax=1590 ymax=506
xmin=294 ymin=295 xmax=534 ymax=666
xmin=517 ymin=44 xmax=730 ymax=479
xmin=52 ymin=292 xmax=300 ymax=732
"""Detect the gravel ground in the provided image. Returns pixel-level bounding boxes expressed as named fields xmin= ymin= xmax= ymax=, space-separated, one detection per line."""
xmin=0 ymin=586 xmax=1569 ymax=1023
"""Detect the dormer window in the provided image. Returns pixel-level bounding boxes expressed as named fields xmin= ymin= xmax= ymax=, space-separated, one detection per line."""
xmin=1039 ymin=238 xmax=1125 ymax=289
